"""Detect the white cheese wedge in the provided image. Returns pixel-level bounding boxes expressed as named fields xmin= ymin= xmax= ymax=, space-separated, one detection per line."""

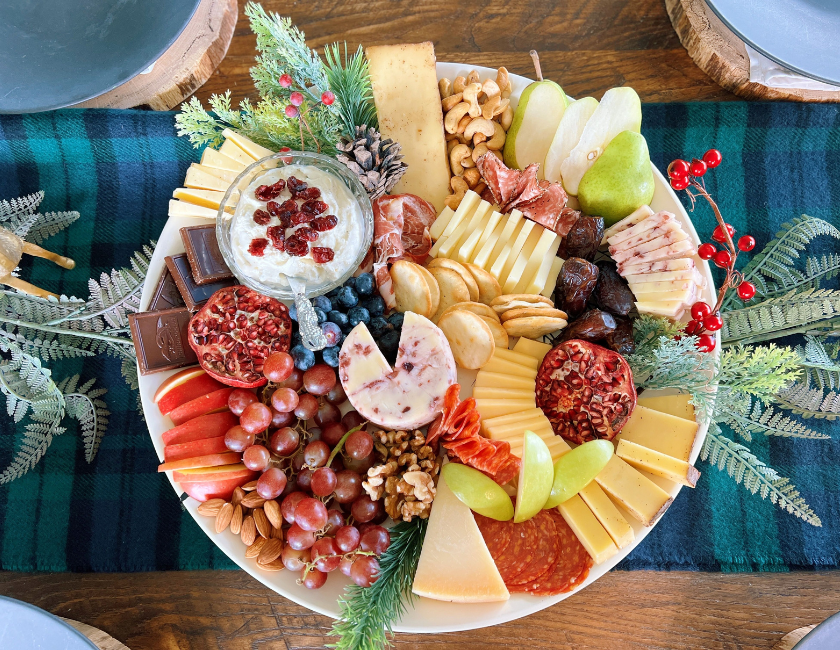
xmin=594 ymin=456 xmax=673 ymax=527
xmin=541 ymin=257 xmax=564 ymax=297
xmin=412 ymin=472 xmax=509 ymax=602
xmin=634 ymin=300 xmax=685 ymax=319
xmin=219 ymin=138 xmax=257 ymax=165
xmin=637 ymin=393 xmax=695 ymax=421
xmin=473 ymin=386 xmax=536 ymax=401
xmin=431 ymin=193 xmax=479 ymax=256
xmin=556 ymin=495 xmax=619 ymax=565
xmin=200 ymin=147 xmax=247 ymax=173
xmin=523 ymin=236 xmax=562 ymax=295
xmin=606 ymin=210 xmax=674 ymax=246
xmin=471 ymin=211 xmax=504 ymax=263
xmin=611 ymin=229 xmax=690 ymax=264
xmin=429 ymin=206 xmax=455 ymax=242
xmin=168 ymin=199 xmax=218 ymax=219
xmin=441 ymin=200 xmax=492 ymax=260
xmin=602 ymin=204 xmax=655 ymax=242
xmin=609 ymin=220 xmax=683 ymax=255
xmin=338 ymin=312 xmax=456 ymax=430
xmin=626 ymin=279 xmax=695 ymax=294
xmin=221 ymin=128 xmax=274 ymax=160
xmin=618 ymin=249 xmax=696 ymax=275
xmin=578 ymin=481 xmax=635 ymax=548
xmin=617 ymin=240 xmax=695 ymax=272
xmin=631 ymin=287 xmax=697 ymax=305
xmin=617 ymin=439 xmax=701 ymax=487
xmin=497 ymin=219 xmax=537 ymax=285
xmin=492 ymin=348 xmax=540 ymax=370
xmin=185 ymin=166 xmax=233 ymax=192
xmin=512 ymin=338 xmax=552 ymax=361
xmin=503 ymin=226 xmax=549 ymax=293
xmin=474 ymin=371 xmax=536 ymax=390
xmin=625 ymin=268 xmax=703 ymax=287
xmin=474 ymin=398 xmax=536 ymax=419
xmin=481 ymin=356 xmax=538 ymax=379
xmin=191 ymin=163 xmax=238 ymax=185
xmin=618 ymin=404 xmax=698 ymax=462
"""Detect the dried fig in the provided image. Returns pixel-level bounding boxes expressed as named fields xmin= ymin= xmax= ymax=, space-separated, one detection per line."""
xmin=557 ymin=216 xmax=604 ymax=262
xmin=605 ymin=317 xmax=636 ymax=356
xmin=561 ymin=309 xmax=616 ymax=343
xmin=594 ymin=263 xmax=634 ymax=317
xmin=558 ymin=257 xmax=599 ymax=318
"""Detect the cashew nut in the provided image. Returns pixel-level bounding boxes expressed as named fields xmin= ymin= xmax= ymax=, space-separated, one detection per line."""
xmin=447 ymin=138 xmax=460 ymax=155
xmin=482 ymin=95 xmax=500 ymax=120
xmin=482 ymin=79 xmax=501 ymax=99
xmin=462 ymin=167 xmax=482 ymax=189
xmin=445 ymin=176 xmax=469 ymax=210
xmin=453 ymin=76 xmax=467 ymax=94
xmin=500 ymin=104 xmax=514 ymax=131
xmin=474 ymin=181 xmax=487 ymax=196
xmin=485 ymin=121 xmax=506 ymax=150
xmin=472 ymin=143 xmax=490 ymax=162
xmin=462 ymin=82 xmax=482 ymax=118
xmin=456 ymin=114 xmax=472 ymax=134
xmin=439 ymin=78 xmax=452 ymax=99
xmin=496 ymin=67 xmax=510 ymax=93
xmin=449 ymin=143 xmax=473 ymax=176
xmin=444 ymin=102 xmax=471 ymax=134
xmin=473 ymin=132 xmax=487 ymax=145
xmin=466 ymin=69 xmax=480 ymax=85
xmin=441 ymin=92 xmax=463 ymax=113
xmin=501 ymin=87 xmax=511 ymax=100
xmin=464 ymin=117 xmax=495 ymax=143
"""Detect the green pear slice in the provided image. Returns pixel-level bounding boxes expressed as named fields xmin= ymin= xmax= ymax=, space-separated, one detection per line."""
xmin=543 ymin=96 xmax=598 ymax=184
xmin=559 ymin=87 xmax=642 ymax=195
xmin=503 ymin=80 xmax=568 ymax=177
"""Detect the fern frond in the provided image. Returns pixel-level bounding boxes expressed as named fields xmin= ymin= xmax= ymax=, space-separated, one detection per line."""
xmin=0 ymin=191 xmax=43 ymax=221
xmin=0 ymin=330 xmax=95 ymax=361
xmin=23 ymin=210 xmax=80 ymax=244
xmin=795 ymin=335 xmax=840 ymax=390
xmin=120 ymin=357 xmax=139 ymax=391
xmin=716 ymin=393 xmax=830 ymax=440
xmin=0 ymin=422 xmax=65 ymax=484
xmin=65 ymin=378 xmax=110 ymax=463
xmin=775 ymin=379 xmax=840 ymax=420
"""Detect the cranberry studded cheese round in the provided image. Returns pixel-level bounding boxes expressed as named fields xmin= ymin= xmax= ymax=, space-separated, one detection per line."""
xmin=338 ymin=311 xmax=457 ymax=430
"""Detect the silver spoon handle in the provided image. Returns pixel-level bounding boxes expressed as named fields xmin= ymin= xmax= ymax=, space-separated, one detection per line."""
xmin=286 ymin=276 xmax=329 ymax=351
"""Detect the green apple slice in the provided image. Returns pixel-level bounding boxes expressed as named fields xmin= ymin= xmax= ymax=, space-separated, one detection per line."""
xmin=543 ymin=96 xmax=599 ymax=184
xmin=441 ymin=463 xmax=514 ymax=521
xmin=544 ymin=439 xmax=614 ymax=509
xmin=503 ymin=80 xmax=568 ymax=176
xmin=559 ymin=87 xmax=642 ymax=195
xmin=513 ymin=430 xmax=554 ymax=523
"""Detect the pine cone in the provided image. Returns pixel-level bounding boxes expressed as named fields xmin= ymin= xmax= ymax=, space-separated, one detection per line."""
xmin=336 ymin=125 xmax=408 ymax=200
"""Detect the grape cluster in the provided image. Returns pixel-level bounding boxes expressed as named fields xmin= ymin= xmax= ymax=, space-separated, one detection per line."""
xmin=223 ymin=350 xmax=389 ymax=590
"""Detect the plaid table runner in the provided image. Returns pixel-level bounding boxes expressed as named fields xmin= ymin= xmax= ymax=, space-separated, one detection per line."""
xmin=0 ymin=105 xmax=838 ymax=573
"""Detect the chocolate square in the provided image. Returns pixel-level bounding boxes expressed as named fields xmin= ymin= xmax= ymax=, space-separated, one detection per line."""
xmin=180 ymin=224 xmax=233 ymax=285
xmin=165 ymin=253 xmax=236 ymax=311
xmin=129 ymin=307 xmax=197 ymax=375
xmin=148 ymin=267 xmax=186 ymax=311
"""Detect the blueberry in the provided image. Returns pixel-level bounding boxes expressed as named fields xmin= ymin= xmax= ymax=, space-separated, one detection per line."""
xmin=347 ymin=306 xmax=371 ymax=327
xmin=312 ymin=295 xmax=332 ymax=312
xmin=369 ymin=316 xmax=391 ymax=337
xmin=290 ymin=344 xmax=316 ymax=371
xmin=326 ymin=286 xmax=342 ymax=300
xmin=387 ymin=312 xmax=405 ymax=329
xmin=327 ymin=310 xmax=349 ymax=329
xmin=321 ymin=321 xmax=343 ymax=347
xmin=343 ymin=276 xmax=357 ymax=291
xmin=379 ymin=330 xmax=400 ymax=355
xmin=362 ymin=295 xmax=385 ymax=317
xmin=314 ymin=308 xmax=327 ymax=324
xmin=291 ymin=330 xmax=302 ymax=348
xmin=322 ymin=345 xmax=340 ymax=367
xmin=336 ymin=286 xmax=359 ymax=309
xmin=289 ymin=303 xmax=298 ymax=321
xmin=355 ymin=273 xmax=375 ymax=297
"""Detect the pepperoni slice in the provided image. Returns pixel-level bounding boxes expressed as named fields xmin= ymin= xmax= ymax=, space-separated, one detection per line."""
xmin=523 ymin=510 xmax=593 ymax=596
xmin=494 ymin=519 xmax=534 ymax=583
xmin=506 ymin=511 xmax=560 ymax=587
xmin=474 ymin=513 xmax=513 ymax=561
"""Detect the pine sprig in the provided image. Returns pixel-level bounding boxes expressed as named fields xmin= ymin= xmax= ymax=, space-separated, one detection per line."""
xmin=716 ymin=345 xmax=801 ymax=402
xmin=329 ymin=519 xmax=427 ymax=650
xmin=324 ymin=43 xmax=378 ymax=136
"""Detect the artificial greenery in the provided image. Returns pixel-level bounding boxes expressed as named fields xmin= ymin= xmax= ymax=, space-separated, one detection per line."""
xmin=175 ymin=3 xmax=376 ymax=155
xmin=329 ymin=518 xmax=427 ymax=650
xmin=0 ymin=191 xmax=148 ymax=483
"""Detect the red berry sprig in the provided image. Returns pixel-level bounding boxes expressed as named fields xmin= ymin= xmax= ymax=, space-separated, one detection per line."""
xmin=667 ymin=148 xmax=758 ymax=353
xmin=273 ymin=73 xmax=338 ymax=153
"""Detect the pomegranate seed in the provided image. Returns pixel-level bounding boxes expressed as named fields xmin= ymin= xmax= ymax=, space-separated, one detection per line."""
xmin=712 ymin=223 xmax=735 ymax=243
xmin=253 ymin=209 xmax=271 ymax=226
xmin=668 ymin=159 xmax=690 ymax=179
xmin=285 ymin=105 xmax=299 ymax=119
xmin=713 ymin=250 xmax=732 ymax=268
xmin=696 ymin=334 xmax=716 ymax=353
xmin=698 ymin=243 xmax=717 ymax=260
xmin=248 ymin=238 xmax=269 ymax=256
xmin=296 ymin=226 xmax=318 ymax=242
xmin=670 ymin=176 xmax=689 ymax=191
xmin=703 ymin=149 xmax=722 ymax=168
xmin=290 ymin=92 xmax=304 ymax=107
xmin=738 ymin=235 xmax=756 ymax=252
xmin=321 ymin=91 xmax=335 ymax=105
xmin=312 ymin=247 xmax=334 ymax=264
xmin=312 ymin=215 xmax=338 ymax=232
xmin=737 ymin=281 xmax=757 ymax=300
xmin=703 ymin=315 xmax=723 ymax=332
xmin=267 ymin=225 xmax=285 ymax=251
xmin=684 ymin=319 xmax=702 ymax=335
xmin=286 ymin=236 xmax=308 ymax=257
xmin=690 ymin=301 xmax=712 ymax=321
xmin=279 ymin=74 xmax=292 ymax=88
xmin=689 ymin=158 xmax=707 ymax=177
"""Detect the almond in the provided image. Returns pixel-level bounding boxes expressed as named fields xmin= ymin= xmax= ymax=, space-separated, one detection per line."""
xmin=215 ymin=502 xmax=234 ymax=533
xmin=245 ymin=537 xmax=267 ymax=559
xmin=230 ymin=504 xmax=243 ymax=535
xmin=257 ymin=558 xmax=285 ymax=571
xmin=231 ymin=486 xmax=245 ymax=507
xmin=197 ymin=499 xmax=226 ymax=517
xmin=271 ymin=525 xmax=284 ymax=540
xmin=241 ymin=492 xmax=266 ymax=508
xmin=241 ymin=515 xmax=257 ymax=546
xmin=253 ymin=508 xmax=271 ymax=539
xmin=242 ymin=480 xmax=259 ymax=492
xmin=257 ymin=538 xmax=283 ymax=564
xmin=263 ymin=499 xmax=282 ymax=529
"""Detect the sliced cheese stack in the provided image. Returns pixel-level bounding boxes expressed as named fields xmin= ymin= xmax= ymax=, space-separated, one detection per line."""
xmin=430 ymin=191 xmax=563 ymax=298
xmin=604 ymin=205 xmax=702 ymax=319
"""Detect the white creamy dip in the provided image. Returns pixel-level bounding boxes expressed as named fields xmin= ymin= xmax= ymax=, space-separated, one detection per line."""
xmin=230 ymin=165 xmax=364 ymax=288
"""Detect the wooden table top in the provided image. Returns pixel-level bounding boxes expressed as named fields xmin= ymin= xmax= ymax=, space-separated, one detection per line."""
xmin=4 ymin=1 xmax=836 ymax=649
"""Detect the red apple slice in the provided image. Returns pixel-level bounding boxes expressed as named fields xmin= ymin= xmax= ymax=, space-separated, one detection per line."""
xmin=158 ymin=452 xmax=241 ymax=473
xmin=161 ymin=411 xmax=239 ymax=446
xmin=179 ymin=476 xmax=253 ymax=502
xmin=164 ymin=436 xmax=229 ymax=462
xmin=155 ymin=368 xmax=225 ymax=415
xmin=173 ymin=463 xmax=255 ymax=483
xmin=168 ymin=388 xmax=234 ymax=426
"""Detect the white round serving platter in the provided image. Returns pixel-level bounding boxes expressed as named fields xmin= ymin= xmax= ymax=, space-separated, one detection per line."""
xmin=137 ymin=63 xmax=716 ymax=633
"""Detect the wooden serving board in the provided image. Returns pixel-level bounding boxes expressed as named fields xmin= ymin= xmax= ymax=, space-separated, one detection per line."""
xmin=60 ymin=618 xmax=130 ymax=650
xmin=665 ymin=0 xmax=840 ymax=102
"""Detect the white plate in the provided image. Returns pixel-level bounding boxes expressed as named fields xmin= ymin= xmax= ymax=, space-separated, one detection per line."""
xmin=137 ymin=63 xmax=716 ymax=633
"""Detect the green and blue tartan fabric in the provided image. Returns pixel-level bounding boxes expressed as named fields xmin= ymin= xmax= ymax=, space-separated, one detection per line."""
xmin=0 ymin=105 xmax=838 ymax=572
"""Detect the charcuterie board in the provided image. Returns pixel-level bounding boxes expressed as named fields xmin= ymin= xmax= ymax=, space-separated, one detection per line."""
xmin=136 ymin=62 xmax=716 ymax=633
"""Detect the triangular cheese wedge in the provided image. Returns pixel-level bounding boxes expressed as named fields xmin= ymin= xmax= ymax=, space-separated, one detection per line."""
xmin=222 ymin=128 xmax=274 ymax=160
xmin=412 ymin=472 xmax=509 ymax=602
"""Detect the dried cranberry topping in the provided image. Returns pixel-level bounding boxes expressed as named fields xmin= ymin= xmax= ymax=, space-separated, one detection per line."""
xmin=253 ymin=209 xmax=271 ymax=226
xmin=280 ymin=199 xmax=297 ymax=213
xmin=298 ymin=187 xmax=321 ymax=200
xmin=287 ymin=176 xmax=307 ymax=195
xmin=248 ymin=238 xmax=269 ymax=256
xmin=285 ymin=236 xmax=308 ymax=257
xmin=266 ymin=201 xmax=281 ymax=216
xmin=296 ymin=226 xmax=318 ymax=242
xmin=312 ymin=247 xmax=334 ymax=264
xmin=291 ymin=211 xmax=311 ymax=225
xmin=301 ymin=200 xmax=328 ymax=215
xmin=312 ymin=214 xmax=338 ymax=231
xmin=255 ymin=179 xmax=285 ymax=201
xmin=267 ymin=225 xmax=285 ymax=251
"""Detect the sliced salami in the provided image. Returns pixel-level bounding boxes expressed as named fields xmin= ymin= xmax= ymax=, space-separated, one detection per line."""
xmin=522 ymin=510 xmax=593 ymax=596
xmin=474 ymin=513 xmax=513 ymax=561
xmin=494 ymin=518 xmax=534 ymax=583
xmin=506 ymin=510 xmax=559 ymax=587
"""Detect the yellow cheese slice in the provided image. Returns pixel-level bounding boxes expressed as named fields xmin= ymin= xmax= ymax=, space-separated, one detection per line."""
xmin=439 ymin=200 xmax=492 ymax=259
xmin=634 ymin=300 xmax=684 ymax=318
xmin=219 ymin=138 xmax=257 ymax=165
xmin=484 ymin=416 xmax=551 ymax=440
xmin=412 ymin=471 xmax=509 ymax=602
xmin=492 ymin=348 xmax=540 ymax=370
xmin=471 ymin=211 xmax=504 ymax=263
xmin=481 ymin=356 xmax=538 ymax=379
xmin=508 ymin=428 xmax=564 ymax=458
xmin=185 ymin=166 xmax=233 ymax=192
xmin=637 ymin=394 xmax=695 ymax=421
xmin=594 ymin=456 xmax=673 ymax=527
xmin=474 ymin=398 xmax=536 ymax=419
xmin=616 ymin=439 xmax=701 ymax=487
xmin=626 ymin=279 xmax=695 ymax=294
xmin=429 ymin=206 xmax=455 ymax=241
xmin=168 ymin=199 xmax=218 ymax=219
xmin=472 ymin=219 xmax=505 ymax=270
xmin=496 ymin=219 xmax=536 ymax=284
xmin=191 ymin=163 xmax=238 ymax=185
xmin=502 ymin=226 xmax=544 ymax=293
xmin=556 ymin=495 xmax=619 ymax=565
xmin=618 ymin=405 xmax=698 ymax=462
xmin=520 ymin=232 xmax=562 ymax=294
xmin=473 ymin=371 xmax=535 ymax=391
xmin=200 ymin=147 xmax=247 ymax=173
xmin=456 ymin=205 xmax=496 ymax=263
xmin=512 ymin=338 xmax=552 ymax=361
xmin=173 ymin=188 xmax=236 ymax=210
xmin=481 ymin=407 xmax=543 ymax=428
xmin=367 ymin=43 xmax=451 ymax=212
xmin=541 ymin=257 xmax=564 ymax=298
xmin=473 ymin=386 xmax=536 ymax=401
xmin=430 ymin=193 xmax=479 ymax=257
xmin=631 ymin=287 xmax=696 ymax=303
xmin=546 ymin=436 xmax=572 ymax=461
xmin=578 ymin=481 xmax=635 ymax=548
xmin=221 ymin=128 xmax=274 ymax=160
xmin=483 ymin=210 xmax=523 ymax=273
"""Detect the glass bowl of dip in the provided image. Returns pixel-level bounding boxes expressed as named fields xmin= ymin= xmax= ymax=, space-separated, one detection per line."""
xmin=216 ymin=150 xmax=374 ymax=300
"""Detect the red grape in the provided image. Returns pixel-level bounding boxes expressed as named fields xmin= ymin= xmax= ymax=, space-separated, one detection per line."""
xmin=240 ymin=402 xmax=272 ymax=434
xmin=343 ymin=453 xmax=375 ymax=475
xmin=295 ymin=497 xmax=328 ymax=531
xmin=334 ymin=470 xmax=362 ymax=504
xmin=341 ymin=411 xmax=365 ymax=431
xmin=269 ymin=426 xmax=300 ymax=456
xmin=335 ymin=525 xmax=361 ymax=553
xmin=243 ymin=444 xmax=270 ymax=471
xmin=271 ymin=387 xmax=300 ymax=413
xmin=350 ymin=556 xmax=380 ymax=587
xmin=345 ymin=431 xmax=373 ymax=460
xmin=257 ymin=467 xmax=287 ymax=499
xmin=286 ymin=523 xmax=315 ymax=550
xmin=360 ymin=525 xmax=391 ymax=556
xmin=324 ymin=508 xmax=344 ymax=535
xmin=311 ymin=537 xmax=341 ymax=572
xmin=281 ymin=544 xmax=310 ymax=571
xmin=325 ymin=383 xmax=346 ymax=405
xmin=264 ymin=352 xmax=294 ymax=383
xmin=314 ymin=401 xmax=341 ymax=427
xmin=320 ymin=422 xmax=347 ymax=447
xmin=294 ymin=393 xmax=319 ymax=420
xmin=270 ymin=407 xmax=295 ymax=429
xmin=303 ymin=440 xmax=330 ymax=468
xmin=303 ymin=364 xmax=337 ymax=396
xmin=350 ymin=495 xmax=381 ymax=523
xmin=281 ymin=491 xmax=307 ymax=524
xmin=311 ymin=467 xmax=337 ymax=496
xmin=339 ymin=556 xmax=355 ymax=577
xmin=302 ymin=568 xmax=328 ymax=589
xmin=276 ymin=367 xmax=304 ymax=391
xmin=224 ymin=425 xmax=254 ymax=452
xmin=228 ymin=389 xmax=258 ymax=416
xmin=327 ymin=454 xmax=344 ymax=472
xmin=297 ymin=467 xmax=313 ymax=492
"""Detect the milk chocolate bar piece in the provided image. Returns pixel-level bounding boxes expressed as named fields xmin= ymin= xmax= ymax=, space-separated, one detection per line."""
xmin=148 ymin=267 xmax=186 ymax=311
xmin=129 ymin=307 xmax=197 ymax=375
xmin=165 ymin=253 xmax=235 ymax=311
xmin=180 ymin=224 xmax=233 ymax=285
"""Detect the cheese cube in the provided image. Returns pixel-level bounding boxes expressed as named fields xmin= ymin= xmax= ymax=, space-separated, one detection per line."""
xmin=488 ymin=218 xmax=528 ymax=280
xmin=602 ymin=204 xmax=655 ymax=241
xmin=471 ymin=211 xmax=504 ymax=262
xmin=616 ymin=439 xmax=701 ymax=487
xmin=637 ymin=394 xmax=695 ymax=421
xmin=492 ymin=348 xmax=540 ymax=370
xmin=429 ymin=207 xmax=455 ymax=242
xmin=556 ymin=495 xmax=619 ymax=565
xmin=541 ymin=257 xmax=564 ymax=298
xmin=512 ymin=338 xmax=552 ymax=361
xmin=185 ymin=166 xmax=233 ymax=192
xmin=431 ymin=194 xmax=478 ymax=256
xmin=219 ymin=138 xmax=257 ymax=164
xmin=498 ymin=220 xmax=537 ymax=284
xmin=481 ymin=356 xmax=538 ymax=379
xmin=578 ymin=481 xmax=635 ymax=548
xmin=440 ymin=200 xmax=492 ymax=259
xmin=473 ymin=371 xmax=535 ymax=390
xmin=192 ymin=163 xmax=238 ymax=185
xmin=168 ymin=199 xmax=218 ymax=220
xmin=519 ymin=232 xmax=561 ymax=294
xmin=473 ymin=387 xmax=536 ymax=401
xmin=479 ymin=210 xmax=523 ymax=271
xmin=200 ymin=147 xmax=247 ymax=173
xmin=594 ymin=456 xmax=673 ymax=526
xmin=502 ymin=226 xmax=544 ymax=293
xmin=618 ymin=405 xmax=698 ymax=462
xmin=367 ymin=43 xmax=451 ymax=211
xmin=222 ymin=128 xmax=274 ymax=160
xmin=474 ymin=398 xmax=536 ymax=419
xmin=456 ymin=205 xmax=496 ymax=263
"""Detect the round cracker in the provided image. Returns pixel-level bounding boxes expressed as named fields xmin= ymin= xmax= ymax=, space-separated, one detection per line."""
xmin=391 ymin=260 xmax=432 ymax=318
xmin=493 ymin=300 xmax=556 ymax=314
xmin=480 ymin=315 xmax=509 ymax=348
xmin=414 ymin=263 xmax=441 ymax=316
xmin=442 ymin=301 xmax=500 ymax=322
xmin=502 ymin=316 xmax=568 ymax=339
xmin=491 ymin=293 xmax=554 ymax=308
xmin=438 ymin=309 xmax=495 ymax=369
xmin=429 ymin=267 xmax=471 ymax=322
xmin=428 ymin=258 xmax=480 ymax=302
xmin=500 ymin=307 xmax=569 ymax=323
xmin=463 ymin=262 xmax=502 ymax=305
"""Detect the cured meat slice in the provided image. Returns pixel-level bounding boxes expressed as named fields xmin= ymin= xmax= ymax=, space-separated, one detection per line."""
xmin=474 ymin=513 xmax=514 ymax=561
xmin=522 ymin=509 xmax=593 ymax=596
xmin=506 ymin=510 xmax=559 ymax=587
xmin=509 ymin=164 xmax=543 ymax=208
xmin=494 ymin=518 xmax=535 ymax=582
xmin=517 ymin=184 xmax=575 ymax=234
xmin=477 ymin=153 xmax=519 ymax=208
